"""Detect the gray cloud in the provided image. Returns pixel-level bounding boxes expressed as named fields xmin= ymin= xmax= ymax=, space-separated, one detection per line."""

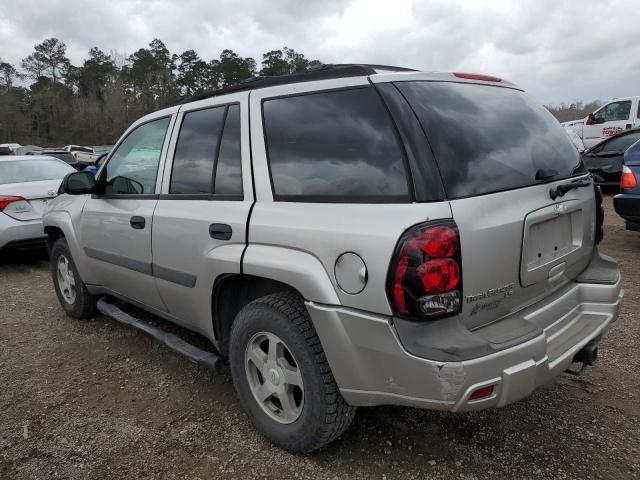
xmin=0 ymin=0 xmax=637 ymax=104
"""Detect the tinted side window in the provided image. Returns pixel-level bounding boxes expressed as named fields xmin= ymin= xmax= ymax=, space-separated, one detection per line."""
xmin=170 ymin=107 xmax=225 ymax=194
xmin=263 ymin=87 xmax=410 ymax=202
xmin=214 ymin=104 xmax=242 ymax=195
xmin=105 ymin=117 xmax=170 ymax=195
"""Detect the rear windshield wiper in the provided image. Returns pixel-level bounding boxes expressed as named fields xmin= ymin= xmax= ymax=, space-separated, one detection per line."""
xmin=535 ymin=168 xmax=559 ymax=181
xmin=549 ymin=177 xmax=591 ymax=200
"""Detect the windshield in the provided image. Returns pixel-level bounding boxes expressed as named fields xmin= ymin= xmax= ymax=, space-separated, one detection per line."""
xmin=396 ymin=81 xmax=585 ymax=198
xmin=0 ymin=159 xmax=74 ymax=184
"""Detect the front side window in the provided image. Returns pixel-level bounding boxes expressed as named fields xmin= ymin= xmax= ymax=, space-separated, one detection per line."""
xmin=594 ymin=101 xmax=632 ymax=124
xmin=263 ymin=87 xmax=410 ymax=202
xmin=104 ymin=117 xmax=170 ymax=195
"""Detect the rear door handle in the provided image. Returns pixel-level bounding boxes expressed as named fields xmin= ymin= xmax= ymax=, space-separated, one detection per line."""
xmin=209 ymin=223 xmax=232 ymax=240
xmin=130 ymin=216 xmax=146 ymax=229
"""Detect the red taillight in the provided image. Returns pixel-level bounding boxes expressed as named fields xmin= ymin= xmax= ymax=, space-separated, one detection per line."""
xmin=469 ymin=385 xmax=494 ymax=401
xmin=0 ymin=195 xmax=25 ymax=211
xmin=421 ymin=226 xmax=459 ymax=257
xmin=418 ymin=258 xmax=460 ymax=293
xmin=620 ymin=165 xmax=638 ymax=189
xmin=453 ymin=72 xmax=501 ymax=82
xmin=387 ymin=222 xmax=462 ymax=320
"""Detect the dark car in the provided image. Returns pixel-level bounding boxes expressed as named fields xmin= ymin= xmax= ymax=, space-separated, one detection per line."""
xmin=0 ymin=146 xmax=13 ymax=156
xmin=582 ymin=128 xmax=640 ymax=186
xmin=26 ymin=149 xmax=79 ymax=167
xmin=613 ymin=139 xmax=640 ymax=231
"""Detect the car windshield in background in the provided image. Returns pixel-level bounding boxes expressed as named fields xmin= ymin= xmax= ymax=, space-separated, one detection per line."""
xmin=40 ymin=152 xmax=77 ymax=164
xmin=396 ymin=81 xmax=585 ymax=198
xmin=0 ymin=159 xmax=74 ymax=184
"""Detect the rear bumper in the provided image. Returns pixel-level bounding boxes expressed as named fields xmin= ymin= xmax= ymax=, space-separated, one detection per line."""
xmin=0 ymin=214 xmax=46 ymax=251
xmin=309 ymin=259 xmax=622 ymax=411
xmin=613 ymin=193 xmax=640 ymax=228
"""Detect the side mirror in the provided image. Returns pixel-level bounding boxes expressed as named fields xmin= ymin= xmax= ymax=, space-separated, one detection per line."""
xmin=60 ymin=171 xmax=97 ymax=195
xmin=586 ymin=113 xmax=595 ymax=125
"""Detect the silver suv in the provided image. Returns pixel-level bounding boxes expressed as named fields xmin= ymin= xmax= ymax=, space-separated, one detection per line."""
xmin=44 ymin=65 xmax=623 ymax=453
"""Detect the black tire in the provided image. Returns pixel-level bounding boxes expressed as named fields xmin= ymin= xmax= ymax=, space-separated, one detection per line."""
xmin=50 ymin=237 xmax=97 ymax=319
xmin=229 ymin=291 xmax=356 ymax=453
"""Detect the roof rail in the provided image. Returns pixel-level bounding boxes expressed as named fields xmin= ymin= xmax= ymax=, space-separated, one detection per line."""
xmin=179 ymin=63 xmax=417 ymax=105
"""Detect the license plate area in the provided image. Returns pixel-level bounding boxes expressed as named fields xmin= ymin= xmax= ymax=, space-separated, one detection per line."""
xmin=521 ymin=204 xmax=584 ymax=287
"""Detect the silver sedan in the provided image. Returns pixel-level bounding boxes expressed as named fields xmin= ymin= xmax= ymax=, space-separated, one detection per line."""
xmin=0 ymin=156 xmax=75 ymax=251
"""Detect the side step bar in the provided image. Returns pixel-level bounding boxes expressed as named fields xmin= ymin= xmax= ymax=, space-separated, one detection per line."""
xmin=97 ymin=297 xmax=223 ymax=372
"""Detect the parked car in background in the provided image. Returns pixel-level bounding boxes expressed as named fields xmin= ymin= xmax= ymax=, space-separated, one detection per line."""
xmin=0 ymin=143 xmax=21 ymax=153
xmin=613 ymin=140 xmax=640 ymax=231
xmin=563 ymin=96 xmax=640 ymax=149
xmin=582 ymin=128 xmax=640 ymax=186
xmin=75 ymin=145 xmax=112 ymax=167
xmin=26 ymin=150 xmax=79 ymax=168
xmin=44 ymin=65 xmax=622 ymax=453
xmin=15 ymin=145 xmax=43 ymax=156
xmin=0 ymin=156 xmax=75 ymax=252
xmin=82 ymin=152 xmax=108 ymax=176
xmin=0 ymin=147 xmax=13 ymax=156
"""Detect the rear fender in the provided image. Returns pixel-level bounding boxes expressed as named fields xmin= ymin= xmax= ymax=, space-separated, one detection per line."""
xmin=241 ymin=244 xmax=340 ymax=305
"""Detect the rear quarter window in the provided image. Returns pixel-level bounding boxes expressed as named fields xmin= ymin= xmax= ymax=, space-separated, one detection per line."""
xmin=262 ymin=86 xmax=410 ymax=202
xmin=396 ymin=81 xmax=585 ymax=198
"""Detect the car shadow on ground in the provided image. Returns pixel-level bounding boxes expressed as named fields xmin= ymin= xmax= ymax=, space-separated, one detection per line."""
xmin=0 ymin=247 xmax=49 ymax=267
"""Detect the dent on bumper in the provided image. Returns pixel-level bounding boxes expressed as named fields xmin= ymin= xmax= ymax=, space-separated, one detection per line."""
xmin=307 ymin=277 xmax=623 ymax=412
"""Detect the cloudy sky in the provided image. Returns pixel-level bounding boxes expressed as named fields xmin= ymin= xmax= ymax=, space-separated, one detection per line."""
xmin=1 ymin=0 xmax=638 ymax=105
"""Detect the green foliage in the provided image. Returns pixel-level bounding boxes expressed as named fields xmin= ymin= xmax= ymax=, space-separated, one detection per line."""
xmin=0 ymin=38 xmax=323 ymax=145
xmin=21 ymin=38 xmax=70 ymax=83
xmin=261 ymin=47 xmax=320 ymax=76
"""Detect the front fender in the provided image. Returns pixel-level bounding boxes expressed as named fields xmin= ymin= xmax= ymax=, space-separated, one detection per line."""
xmin=44 ymin=208 xmax=97 ymax=284
xmin=242 ymin=244 xmax=340 ymax=305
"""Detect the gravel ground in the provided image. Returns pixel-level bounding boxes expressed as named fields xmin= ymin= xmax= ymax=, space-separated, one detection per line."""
xmin=1 ymin=194 xmax=638 ymax=480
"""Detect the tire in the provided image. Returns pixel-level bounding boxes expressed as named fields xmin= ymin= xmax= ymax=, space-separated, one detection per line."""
xmin=229 ymin=291 xmax=356 ymax=453
xmin=50 ymin=237 xmax=97 ymax=319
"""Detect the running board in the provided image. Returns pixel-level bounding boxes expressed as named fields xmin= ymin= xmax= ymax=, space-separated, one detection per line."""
xmin=97 ymin=297 xmax=223 ymax=372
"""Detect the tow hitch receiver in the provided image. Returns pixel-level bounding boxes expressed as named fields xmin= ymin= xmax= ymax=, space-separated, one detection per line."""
xmin=565 ymin=341 xmax=599 ymax=376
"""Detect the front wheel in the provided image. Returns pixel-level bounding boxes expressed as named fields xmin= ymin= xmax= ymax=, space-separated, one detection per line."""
xmin=229 ymin=292 xmax=356 ymax=453
xmin=50 ymin=237 xmax=97 ymax=319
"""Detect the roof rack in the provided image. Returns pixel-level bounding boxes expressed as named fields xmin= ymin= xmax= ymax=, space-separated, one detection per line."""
xmin=179 ymin=64 xmax=418 ymax=105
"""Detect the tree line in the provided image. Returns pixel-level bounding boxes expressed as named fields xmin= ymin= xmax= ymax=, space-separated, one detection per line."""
xmin=0 ymin=37 xmax=603 ymax=147
xmin=544 ymin=100 xmax=602 ymax=123
xmin=0 ymin=38 xmax=321 ymax=146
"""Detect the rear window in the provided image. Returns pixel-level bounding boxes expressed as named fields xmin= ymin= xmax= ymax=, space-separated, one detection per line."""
xmin=396 ymin=81 xmax=585 ymax=198
xmin=0 ymin=159 xmax=73 ymax=184
xmin=591 ymin=131 xmax=640 ymax=154
xmin=263 ymin=87 xmax=410 ymax=202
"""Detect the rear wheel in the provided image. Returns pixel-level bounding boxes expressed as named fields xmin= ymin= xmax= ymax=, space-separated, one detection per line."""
xmin=229 ymin=291 xmax=356 ymax=453
xmin=50 ymin=238 xmax=97 ymax=319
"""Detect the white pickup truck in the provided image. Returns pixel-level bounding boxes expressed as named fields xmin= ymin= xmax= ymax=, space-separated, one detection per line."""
xmin=563 ymin=96 xmax=640 ymax=150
